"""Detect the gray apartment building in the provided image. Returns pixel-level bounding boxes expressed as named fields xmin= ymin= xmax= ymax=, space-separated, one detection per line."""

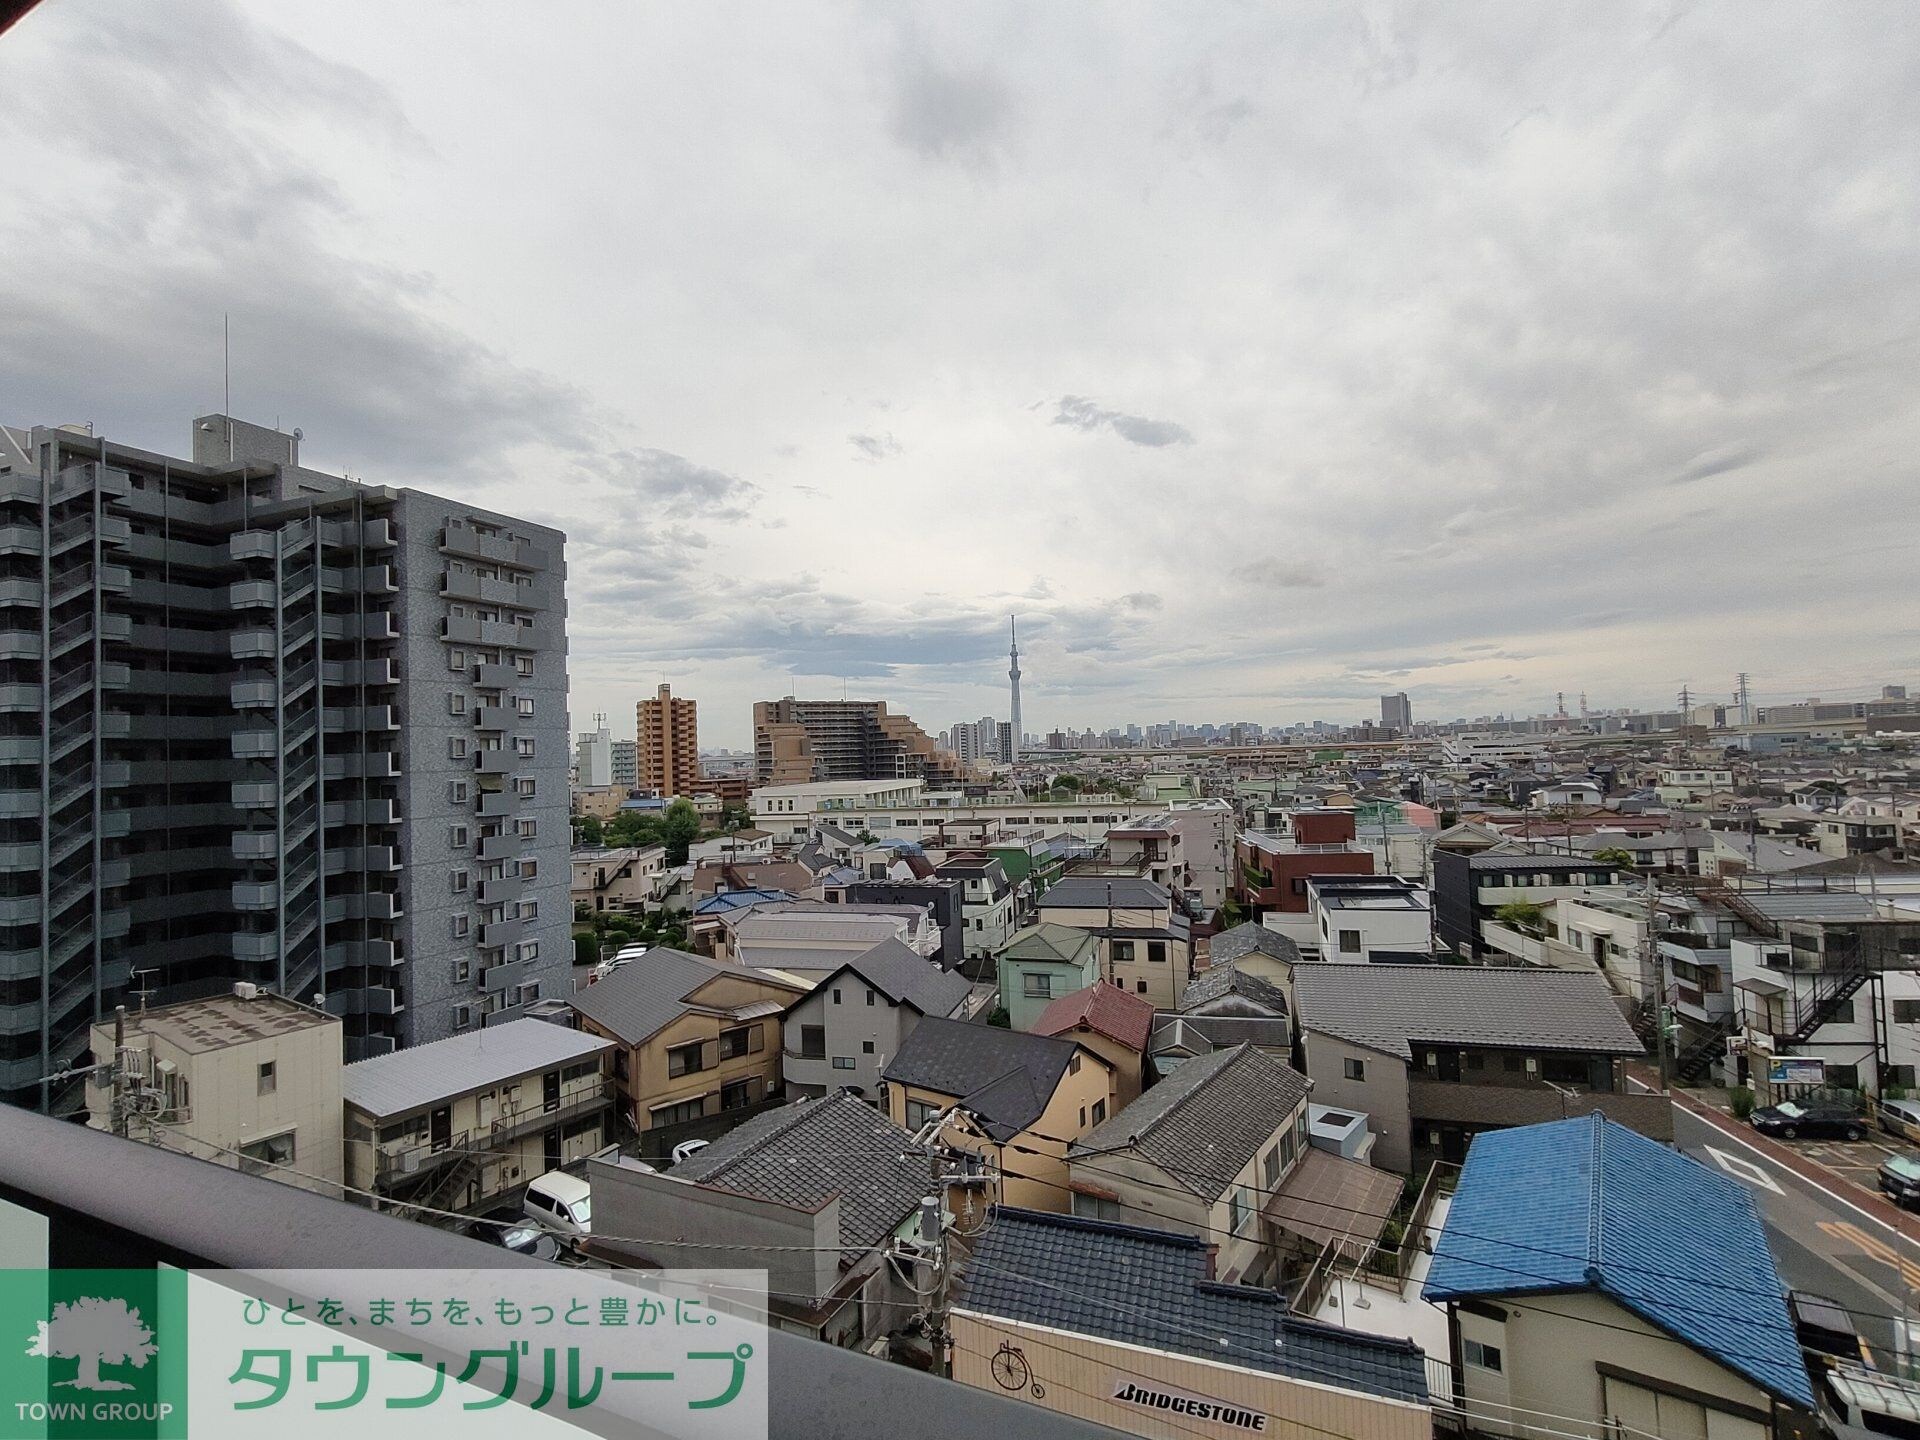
xmin=0 ymin=415 xmax=570 ymax=1112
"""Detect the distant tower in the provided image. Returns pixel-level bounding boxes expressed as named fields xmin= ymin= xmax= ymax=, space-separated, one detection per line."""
xmin=1008 ymin=616 xmax=1023 ymax=764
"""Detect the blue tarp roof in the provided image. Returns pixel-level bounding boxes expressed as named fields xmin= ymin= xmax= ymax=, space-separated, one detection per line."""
xmin=1422 ymin=1113 xmax=1813 ymax=1408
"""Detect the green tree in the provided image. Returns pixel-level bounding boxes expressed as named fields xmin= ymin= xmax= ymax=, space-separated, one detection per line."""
xmin=1050 ymin=774 xmax=1082 ymax=793
xmin=1495 ymin=900 xmax=1547 ymax=935
xmin=719 ymin=801 xmax=752 ymax=832
xmin=605 ymin=811 xmax=664 ymax=849
xmin=572 ymin=814 xmax=604 ymax=846
xmin=1592 ymin=847 xmax=1637 ymax=871
xmin=660 ymin=798 xmax=702 ymax=866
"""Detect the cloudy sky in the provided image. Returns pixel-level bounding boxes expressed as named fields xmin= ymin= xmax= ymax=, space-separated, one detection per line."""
xmin=4 ymin=1 xmax=1917 ymax=747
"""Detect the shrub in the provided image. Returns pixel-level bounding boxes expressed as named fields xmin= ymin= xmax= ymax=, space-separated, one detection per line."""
xmin=1729 ymin=1088 xmax=1756 ymax=1120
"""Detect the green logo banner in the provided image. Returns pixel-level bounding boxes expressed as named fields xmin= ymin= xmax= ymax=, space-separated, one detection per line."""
xmin=0 ymin=1270 xmax=188 ymax=1440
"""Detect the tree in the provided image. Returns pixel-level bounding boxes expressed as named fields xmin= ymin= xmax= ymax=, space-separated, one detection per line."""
xmin=1495 ymin=900 xmax=1547 ymax=935
xmin=1592 ymin=847 xmax=1637 ymax=871
xmin=1050 ymin=774 xmax=1082 ymax=793
xmin=572 ymin=814 xmax=604 ymax=846
xmin=719 ymin=801 xmax=752 ymax=833
xmin=605 ymin=811 xmax=664 ymax=849
xmin=28 ymin=1296 xmax=157 ymax=1391
xmin=660 ymin=798 xmax=702 ymax=866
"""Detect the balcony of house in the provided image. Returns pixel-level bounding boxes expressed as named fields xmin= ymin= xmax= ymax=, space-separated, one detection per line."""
xmin=1408 ymin=1073 xmax=1673 ymax=1142
xmin=1479 ymin=921 xmax=1594 ymax=970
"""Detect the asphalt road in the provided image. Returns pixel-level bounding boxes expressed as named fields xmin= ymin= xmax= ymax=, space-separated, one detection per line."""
xmin=1673 ymin=1106 xmax=1920 ymax=1362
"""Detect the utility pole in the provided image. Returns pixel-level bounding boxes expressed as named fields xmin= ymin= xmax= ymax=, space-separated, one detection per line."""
xmin=1645 ymin=873 xmax=1672 ymax=1091
xmin=900 ymin=1107 xmax=995 ymax=1380
xmin=111 ymin=1004 xmax=129 ymax=1137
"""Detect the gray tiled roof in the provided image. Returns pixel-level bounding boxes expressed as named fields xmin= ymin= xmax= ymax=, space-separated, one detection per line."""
xmin=342 ymin=1019 xmax=612 ymax=1118
xmin=1069 ymin=1042 xmax=1311 ymax=1201
xmin=809 ymin=939 xmax=974 ymax=1018
xmin=1180 ymin=963 xmax=1290 ymax=1016
xmin=1036 ymin=876 xmax=1170 ymax=911
xmin=959 ymin=1208 xmax=1428 ymax=1403
xmin=566 ymin=948 xmax=737 ymax=1044
xmin=1291 ymin=963 xmax=1645 ymax=1060
xmin=1150 ymin=1014 xmax=1294 ymax=1057
xmin=882 ymin=1017 xmax=1079 ymax=1141
xmin=1207 ymin=922 xmax=1301 ymax=967
xmin=671 ymin=1091 xmax=923 ymax=1274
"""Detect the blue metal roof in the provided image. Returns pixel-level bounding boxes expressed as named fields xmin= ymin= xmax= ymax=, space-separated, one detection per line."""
xmin=692 ymin=888 xmax=793 ymax=916
xmin=1421 ymin=1113 xmax=1813 ymax=1408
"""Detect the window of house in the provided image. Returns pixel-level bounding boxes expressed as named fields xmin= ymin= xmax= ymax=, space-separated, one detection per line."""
xmin=1503 ymin=1053 xmax=1525 ymax=1073
xmin=1023 ymin=973 xmax=1053 ymax=998
xmin=1828 ymin=1063 xmax=1861 ymax=1089
xmin=1137 ymin=980 xmax=1148 ymax=994
xmin=717 ymin=1026 xmax=750 ymax=1060
xmin=667 ymin=1042 xmax=706 ymax=1078
xmin=650 ymin=1097 xmax=705 ymax=1127
xmin=905 ymin=1099 xmax=939 ymax=1129
xmin=239 ymin=1131 xmax=295 ymax=1174
xmin=799 ymin=1026 xmax=825 ymax=1059
xmin=1344 ymin=1057 xmax=1365 ymax=1081
xmin=1338 ymin=930 xmax=1362 ymax=954
xmin=257 ymin=1062 xmax=276 ymax=1096
xmin=833 ymin=1057 xmax=856 ymax=1070
xmin=866 ymin=989 xmax=876 ymax=1006
xmin=1091 ymin=1099 xmax=1106 ymax=1124
xmin=862 ymin=1041 xmax=875 ymax=1054
xmin=1828 ymin=998 xmax=1857 ymax=1025
xmin=720 ymin=1079 xmax=755 ymax=1110
xmin=1263 ymin=1146 xmax=1281 ymax=1188
xmin=831 ymin=988 xmax=842 ymax=1005
xmin=1463 ymin=1340 xmax=1502 ymax=1373
xmin=1147 ymin=941 xmax=1168 ymax=964
xmin=1111 ymin=941 xmax=1135 ymax=963
xmin=1069 ymin=1054 xmax=1081 ymax=1075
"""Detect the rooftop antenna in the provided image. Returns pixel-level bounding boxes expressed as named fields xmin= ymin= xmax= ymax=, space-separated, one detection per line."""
xmin=131 ymin=968 xmax=158 ymax=1013
xmin=223 ymin=313 xmax=234 ymax=462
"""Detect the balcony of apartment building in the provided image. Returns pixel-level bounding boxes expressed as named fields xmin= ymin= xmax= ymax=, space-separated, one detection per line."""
xmin=439 ymin=566 xmax=543 ymax=611
xmin=439 ymin=520 xmax=547 ymax=573
xmin=443 ymin=614 xmax=542 ymax=651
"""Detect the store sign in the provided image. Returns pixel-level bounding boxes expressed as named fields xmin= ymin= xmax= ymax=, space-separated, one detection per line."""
xmin=1769 ymin=1056 xmax=1826 ymax=1085
xmin=1110 ymin=1374 xmax=1268 ymax=1432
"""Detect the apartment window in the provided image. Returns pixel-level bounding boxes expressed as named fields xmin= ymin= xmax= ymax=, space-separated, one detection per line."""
xmin=451 ymin=870 xmax=469 ymax=894
xmin=516 ymin=818 xmax=538 ymax=839
xmin=238 ymin=1131 xmax=295 ymax=1174
xmin=451 ymin=959 xmax=471 ymax=983
xmin=448 ymin=736 xmax=469 ymax=760
xmin=515 ymin=655 xmax=535 ymax=676
xmin=519 ymin=859 xmax=538 ymax=881
xmin=799 ymin=1026 xmax=826 ymax=1059
xmin=448 ymin=692 xmax=467 ymax=716
xmin=1112 ymin=941 xmax=1136 ymax=963
xmin=1023 ymin=973 xmax=1053 ymax=999
xmin=1828 ymin=998 xmax=1857 ymax=1025
xmin=514 ymin=777 xmax=536 ymax=797
xmin=650 ymin=1097 xmax=705 ymax=1127
xmin=717 ymin=1026 xmax=751 ymax=1060
xmin=1338 ymin=930 xmax=1362 ymax=955
xmin=832 ymin=1057 xmax=856 ymax=1071
xmin=450 ymin=915 xmax=470 ymax=941
xmin=667 ymin=1042 xmax=707 ymax=1078
xmin=516 ymin=696 xmax=536 ymax=716
xmin=449 ymin=824 xmax=469 ymax=849
xmin=1147 ymin=941 xmax=1167 ymax=964
xmin=520 ymin=900 xmax=539 ymax=922
xmin=257 ymin=1062 xmax=277 ymax=1097
xmin=448 ymin=649 xmax=467 ymax=671
xmin=1463 ymin=1340 xmax=1503 ymax=1373
xmin=516 ymin=941 xmax=540 ymax=964
xmin=1344 ymin=1057 xmax=1366 ymax=1081
xmin=452 ymin=1004 xmax=474 ymax=1031
xmin=514 ymin=737 xmax=536 ymax=757
xmin=1895 ymin=1001 xmax=1920 ymax=1025
xmin=447 ymin=780 xmax=469 ymax=805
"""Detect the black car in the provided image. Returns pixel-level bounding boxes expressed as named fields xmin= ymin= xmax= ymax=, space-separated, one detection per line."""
xmin=1881 ymin=1155 xmax=1920 ymax=1211
xmin=1750 ymin=1098 xmax=1865 ymax=1141
xmin=467 ymin=1206 xmax=563 ymax=1261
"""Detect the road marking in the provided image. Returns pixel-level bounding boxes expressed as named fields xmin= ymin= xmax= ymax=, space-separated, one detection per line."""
xmin=1818 ymin=1220 xmax=1920 ymax=1293
xmin=1705 ymin=1146 xmax=1784 ymax=1194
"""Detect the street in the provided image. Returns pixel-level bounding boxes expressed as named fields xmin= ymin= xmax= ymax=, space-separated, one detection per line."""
xmin=1673 ymin=1105 xmax=1920 ymax=1362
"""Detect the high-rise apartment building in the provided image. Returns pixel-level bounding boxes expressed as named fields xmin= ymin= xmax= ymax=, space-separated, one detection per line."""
xmin=753 ymin=698 xmax=961 ymax=786
xmin=574 ymin=724 xmax=613 ymax=787
xmin=0 ymin=416 xmax=571 ymax=1111
xmin=1380 ymin=692 xmax=1412 ymax=731
xmin=609 ymin=739 xmax=637 ymax=789
xmin=636 ymin=683 xmax=698 ymax=797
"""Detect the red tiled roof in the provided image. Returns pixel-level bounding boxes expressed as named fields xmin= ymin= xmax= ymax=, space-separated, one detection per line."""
xmin=1031 ymin=981 xmax=1154 ymax=1053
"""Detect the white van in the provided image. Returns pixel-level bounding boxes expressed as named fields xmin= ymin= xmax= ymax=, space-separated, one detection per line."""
xmin=523 ymin=1171 xmax=592 ymax=1236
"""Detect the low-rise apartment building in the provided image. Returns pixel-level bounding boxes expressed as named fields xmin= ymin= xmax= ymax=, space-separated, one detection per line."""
xmin=1236 ymin=809 xmax=1376 ymax=915
xmin=933 ymin=853 xmax=1016 ymax=961
xmin=1433 ymin=851 xmax=1628 ymax=958
xmin=568 ymin=949 xmax=807 ymax=1153
xmin=570 ymin=845 xmax=668 ymax=913
xmin=85 ymin=985 xmax=344 ymax=1196
xmin=342 ymin=1018 xmax=614 ymax=1212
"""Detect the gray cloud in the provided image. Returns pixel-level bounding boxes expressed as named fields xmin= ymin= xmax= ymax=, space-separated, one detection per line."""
xmin=594 ymin=449 xmax=757 ymax=516
xmin=1051 ymin=396 xmax=1195 ymax=448
xmin=1669 ymin=444 xmax=1764 ymax=485
xmin=887 ymin=36 xmax=1018 ymax=166
xmin=848 ymin=432 xmax=901 ymax=461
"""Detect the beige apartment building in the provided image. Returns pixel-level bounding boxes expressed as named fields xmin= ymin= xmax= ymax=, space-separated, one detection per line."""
xmin=637 ymin=683 xmax=700 ymax=798
xmin=85 ymin=985 xmax=344 ymax=1196
xmin=342 ymin=1018 xmax=615 ymax=1212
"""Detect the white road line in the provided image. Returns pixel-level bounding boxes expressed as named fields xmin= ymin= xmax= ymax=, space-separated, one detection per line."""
xmin=1704 ymin=1145 xmax=1784 ymax=1194
xmin=1680 ymin=1109 xmax=1918 ymax=1249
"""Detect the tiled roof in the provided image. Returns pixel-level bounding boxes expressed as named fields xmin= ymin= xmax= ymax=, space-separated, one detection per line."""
xmin=1180 ymin=962 xmax=1290 ymax=1017
xmin=805 ymin=939 xmax=974 ymax=1018
xmin=568 ymin=949 xmax=777 ymax=1045
xmin=1207 ymin=922 xmax=1301 ymax=967
xmin=960 ymin=1208 xmax=1428 ymax=1404
xmin=671 ymin=1091 xmax=923 ymax=1279
xmin=1422 ymin=1113 xmax=1814 ymax=1408
xmin=1291 ymin=963 xmax=1645 ymax=1060
xmin=343 ymin=1019 xmax=612 ymax=1118
xmin=1031 ymin=981 xmax=1155 ymax=1052
xmin=882 ymin=1017 xmax=1080 ymax=1141
xmin=998 ymin=923 xmax=1098 ymax=966
xmin=1150 ymin=1014 xmax=1294 ymax=1058
xmin=1069 ymin=1043 xmax=1311 ymax=1201
xmin=1036 ymin=876 xmax=1170 ymax=911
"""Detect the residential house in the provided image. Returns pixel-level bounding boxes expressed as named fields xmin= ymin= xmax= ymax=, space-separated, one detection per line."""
xmin=1105 ymin=813 xmax=1191 ymax=898
xmin=568 ymin=949 xmax=807 ymax=1154
xmin=1433 ymin=852 xmax=1628 ymax=959
xmin=722 ymin=901 xmax=941 ymax=981
xmin=341 ymin=1018 xmax=614 ymax=1211
xmin=996 ymin=923 xmax=1100 ymax=1031
xmin=85 ymin=985 xmax=343 ymax=1196
xmin=1290 ymin=963 xmax=1661 ymax=1173
xmin=1813 ymin=814 xmax=1902 ymax=859
xmin=570 ymin=844 xmax=668 ymax=914
xmin=934 ymin=854 xmax=1017 ymax=965
xmin=1066 ymin=1042 xmax=1332 ymax=1286
xmin=1034 ymin=875 xmax=1193 ymax=1011
xmin=1306 ymin=875 xmax=1433 ymax=961
xmin=823 ymin=878 xmax=966 ymax=967
xmin=1656 ymin=766 xmax=1736 ymax=803
xmin=1030 ymin=981 xmax=1154 ymax=1108
xmin=1206 ymin=921 xmax=1302 ymax=982
xmin=952 ymin=1208 xmax=1431 ymax=1440
xmin=689 ymin=858 xmax=817 ymax=901
xmin=1423 ymin=1113 xmax=1814 ymax=1440
xmin=589 ymin=1091 xmax=925 ymax=1348
xmin=1237 ymin=809 xmax=1376 ymax=917
xmin=882 ymin=1017 xmax=1113 ymax=1212
xmin=782 ymin=939 xmax=976 ymax=1101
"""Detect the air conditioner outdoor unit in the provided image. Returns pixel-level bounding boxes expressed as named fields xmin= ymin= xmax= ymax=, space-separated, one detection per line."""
xmin=233 ymin=982 xmax=260 ymax=1001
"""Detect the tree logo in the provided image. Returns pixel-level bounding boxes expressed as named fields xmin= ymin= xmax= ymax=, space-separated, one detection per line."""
xmin=25 ymin=1296 xmax=158 ymax=1392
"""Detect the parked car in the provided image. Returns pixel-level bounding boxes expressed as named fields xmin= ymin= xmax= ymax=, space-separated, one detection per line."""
xmin=469 ymin=1207 xmax=562 ymax=1262
xmin=523 ymin=1170 xmax=592 ymax=1236
xmin=1880 ymin=1098 xmax=1920 ymax=1145
xmin=1750 ymin=1098 xmax=1865 ymax=1141
xmin=1880 ymin=1155 xmax=1920 ymax=1211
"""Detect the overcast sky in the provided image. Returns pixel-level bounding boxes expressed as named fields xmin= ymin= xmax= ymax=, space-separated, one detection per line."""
xmin=4 ymin=1 xmax=1917 ymax=748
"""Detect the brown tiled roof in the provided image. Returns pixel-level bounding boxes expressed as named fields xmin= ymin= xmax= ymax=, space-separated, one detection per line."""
xmin=1031 ymin=981 xmax=1154 ymax=1052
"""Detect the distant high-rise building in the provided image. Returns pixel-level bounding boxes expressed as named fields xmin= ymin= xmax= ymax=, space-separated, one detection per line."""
xmin=1380 ymin=693 xmax=1412 ymax=731
xmin=0 ymin=414 xmax=571 ymax=1109
xmin=636 ymin=683 xmax=699 ymax=797
xmin=1007 ymin=616 xmax=1023 ymax=764
xmin=609 ymin=739 xmax=638 ymax=789
xmin=752 ymin=698 xmax=960 ymax=786
xmin=575 ymin=721 xmax=613 ymax=787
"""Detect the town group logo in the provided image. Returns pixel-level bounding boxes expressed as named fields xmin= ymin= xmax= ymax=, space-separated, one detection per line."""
xmin=1 ymin=1271 xmax=186 ymax=1439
